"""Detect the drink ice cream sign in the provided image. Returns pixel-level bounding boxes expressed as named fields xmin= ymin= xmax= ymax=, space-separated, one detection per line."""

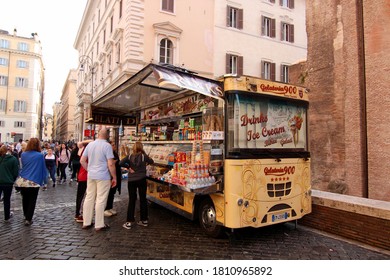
xmin=233 ymin=98 xmax=307 ymax=149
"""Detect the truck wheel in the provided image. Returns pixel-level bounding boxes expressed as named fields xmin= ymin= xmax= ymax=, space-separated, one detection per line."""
xmin=198 ymin=198 xmax=223 ymax=238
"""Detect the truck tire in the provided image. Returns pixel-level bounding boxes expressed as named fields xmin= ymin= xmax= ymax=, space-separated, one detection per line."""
xmin=198 ymin=198 xmax=223 ymax=238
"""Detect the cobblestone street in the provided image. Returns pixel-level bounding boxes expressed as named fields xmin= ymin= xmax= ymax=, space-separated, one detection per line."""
xmin=1 ymin=179 xmax=389 ymax=260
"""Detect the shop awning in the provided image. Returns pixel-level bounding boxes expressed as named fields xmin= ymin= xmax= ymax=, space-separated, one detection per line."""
xmin=90 ymin=63 xmax=223 ymax=123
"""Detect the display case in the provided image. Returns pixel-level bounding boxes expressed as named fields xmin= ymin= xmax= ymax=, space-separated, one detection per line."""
xmin=127 ymin=106 xmax=224 ymax=194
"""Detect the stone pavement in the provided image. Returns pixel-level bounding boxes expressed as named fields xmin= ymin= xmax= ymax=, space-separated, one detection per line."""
xmin=0 ymin=179 xmax=389 ymax=260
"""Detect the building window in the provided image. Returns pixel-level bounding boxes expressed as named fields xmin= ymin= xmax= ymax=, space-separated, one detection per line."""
xmin=116 ymin=43 xmax=121 ymax=63
xmin=18 ymin=42 xmax=29 ymax=51
xmin=0 ymin=75 xmax=8 ymax=86
xmin=159 ymin=38 xmax=173 ymax=64
xmin=261 ymin=60 xmax=276 ymax=81
xmin=0 ymin=99 xmax=6 ymax=111
xmin=103 ymin=29 xmax=106 ymax=44
xmin=17 ymin=60 xmax=29 ymax=68
xmin=267 ymin=0 xmax=276 ymax=3
xmin=0 ymin=39 xmax=9 ymax=49
xmin=281 ymin=22 xmax=294 ymax=43
xmin=0 ymin=57 xmax=8 ymax=66
xmin=110 ymin=16 xmax=114 ymax=33
xmin=119 ymin=0 xmax=123 ymax=18
xmin=14 ymin=121 xmax=26 ymax=128
xmin=15 ymin=77 xmax=28 ymax=87
xmin=0 ymin=120 xmax=5 ymax=127
xmin=162 ymin=0 xmax=174 ymax=13
xmin=227 ymin=6 xmax=243 ymax=29
xmin=226 ymin=54 xmax=243 ymax=76
xmin=262 ymin=16 xmax=276 ymax=38
xmin=280 ymin=0 xmax=295 ymax=9
xmin=14 ymin=100 xmax=27 ymax=113
xmin=281 ymin=64 xmax=289 ymax=83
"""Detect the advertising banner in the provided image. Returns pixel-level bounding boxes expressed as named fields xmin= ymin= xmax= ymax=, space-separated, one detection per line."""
xmin=233 ymin=98 xmax=307 ymax=149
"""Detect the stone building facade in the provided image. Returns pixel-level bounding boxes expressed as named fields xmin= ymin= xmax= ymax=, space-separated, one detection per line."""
xmin=292 ymin=0 xmax=390 ymax=202
xmin=73 ymin=0 xmax=307 ymax=141
xmin=0 ymin=29 xmax=45 ymax=142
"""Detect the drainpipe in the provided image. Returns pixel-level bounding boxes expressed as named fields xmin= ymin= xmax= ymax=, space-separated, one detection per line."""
xmin=356 ymin=0 xmax=368 ymax=198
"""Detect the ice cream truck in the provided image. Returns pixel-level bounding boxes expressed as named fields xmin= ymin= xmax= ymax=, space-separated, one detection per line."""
xmin=92 ymin=64 xmax=311 ymax=237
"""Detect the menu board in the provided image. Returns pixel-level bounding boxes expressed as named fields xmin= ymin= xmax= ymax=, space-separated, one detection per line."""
xmin=233 ymin=97 xmax=307 ymax=149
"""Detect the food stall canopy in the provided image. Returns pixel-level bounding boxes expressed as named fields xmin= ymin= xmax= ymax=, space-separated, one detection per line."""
xmin=91 ymin=63 xmax=224 ymax=120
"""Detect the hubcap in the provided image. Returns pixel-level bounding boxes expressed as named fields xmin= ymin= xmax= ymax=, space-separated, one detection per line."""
xmin=202 ymin=205 xmax=216 ymax=231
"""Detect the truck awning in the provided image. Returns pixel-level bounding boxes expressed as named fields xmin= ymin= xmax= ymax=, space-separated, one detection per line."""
xmin=90 ymin=63 xmax=223 ymax=123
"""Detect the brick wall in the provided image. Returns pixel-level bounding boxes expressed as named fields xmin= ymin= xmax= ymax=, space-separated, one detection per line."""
xmin=300 ymin=191 xmax=390 ymax=250
xmin=294 ymin=1 xmax=390 ymax=202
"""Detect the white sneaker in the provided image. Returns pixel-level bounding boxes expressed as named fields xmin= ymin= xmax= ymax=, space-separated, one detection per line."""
xmin=109 ymin=209 xmax=117 ymax=215
xmin=104 ymin=210 xmax=113 ymax=217
xmin=122 ymin=222 xmax=133 ymax=230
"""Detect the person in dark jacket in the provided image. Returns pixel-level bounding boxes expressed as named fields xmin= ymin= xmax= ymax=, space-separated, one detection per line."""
xmin=119 ymin=141 xmax=153 ymax=229
xmin=44 ymin=148 xmax=57 ymax=188
xmin=0 ymin=145 xmax=19 ymax=221
xmin=69 ymin=143 xmax=80 ymax=183
xmin=104 ymin=142 xmax=122 ymax=217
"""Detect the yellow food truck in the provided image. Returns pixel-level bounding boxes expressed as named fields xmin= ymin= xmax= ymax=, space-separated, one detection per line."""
xmin=91 ymin=63 xmax=311 ymax=237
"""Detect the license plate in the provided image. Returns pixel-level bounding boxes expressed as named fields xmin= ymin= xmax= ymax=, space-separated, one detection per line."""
xmin=271 ymin=212 xmax=289 ymax=222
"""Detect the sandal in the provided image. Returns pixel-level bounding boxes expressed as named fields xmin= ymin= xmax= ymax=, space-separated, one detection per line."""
xmin=95 ymin=224 xmax=110 ymax=232
xmin=82 ymin=223 xmax=94 ymax=229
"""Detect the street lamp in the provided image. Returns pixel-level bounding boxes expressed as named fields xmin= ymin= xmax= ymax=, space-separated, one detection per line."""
xmin=79 ymin=54 xmax=96 ymax=138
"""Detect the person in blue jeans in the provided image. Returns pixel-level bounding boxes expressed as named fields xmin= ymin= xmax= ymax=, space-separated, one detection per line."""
xmin=44 ymin=148 xmax=57 ymax=188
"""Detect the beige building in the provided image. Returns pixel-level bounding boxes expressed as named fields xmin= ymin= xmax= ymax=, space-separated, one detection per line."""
xmin=42 ymin=112 xmax=53 ymax=141
xmin=0 ymin=29 xmax=45 ymax=142
xmin=58 ymin=69 xmax=77 ymax=142
xmin=52 ymin=102 xmax=62 ymax=141
xmin=74 ymin=0 xmax=306 ymax=141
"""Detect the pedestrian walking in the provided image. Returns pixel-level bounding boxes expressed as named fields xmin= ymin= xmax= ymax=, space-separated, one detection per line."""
xmin=69 ymin=143 xmax=80 ymax=183
xmin=0 ymin=145 xmax=19 ymax=221
xmin=58 ymin=143 xmax=70 ymax=184
xmin=120 ymin=141 xmax=154 ymax=229
xmin=104 ymin=142 xmax=122 ymax=217
xmin=14 ymin=138 xmax=47 ymax=226
xmin=80 ymin=128 xmax=117 ymax=231
xmin=74 ymin=140 xmax=91 ymax=223
xmin=44 ymin=148 xmax=57 ymax=188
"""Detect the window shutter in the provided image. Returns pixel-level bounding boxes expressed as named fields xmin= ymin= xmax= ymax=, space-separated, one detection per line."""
xmin=289 ymin=0 xmax=295 ymax=9
xmin=226 ymin=6 xmax=231 ymax=27
xmin=168 ymin=0 xmax=174 ymax=12
xmin=226 ymin=54 xmax=231 ymax=73
xmin=289 ymin=24 xmax=294 ymax=43
xmin=261 ymin=61 xmax=265 ymax=78
xmin=261 ymin=16 xmax=265 ymax=35
xmin=238 ymin=9 xmax=244 ymax=29
xmin=280 ymin=64 xmax=285 ymax=82
xmin=162 ymin=0 xmax=168 ymax=10
xmin=238 ymin=56 xmax=244 ymax=76
xmin=271 ymin=63 xmax=276 ymax=81
xmin=281 ymin=22 xmax=284 ymax=41
xmin=271 ymin=19 xmax=276 ymax=38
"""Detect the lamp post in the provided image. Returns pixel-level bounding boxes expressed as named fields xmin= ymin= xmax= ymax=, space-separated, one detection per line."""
xmin=78 ymin=55 xmax=96 ymax=139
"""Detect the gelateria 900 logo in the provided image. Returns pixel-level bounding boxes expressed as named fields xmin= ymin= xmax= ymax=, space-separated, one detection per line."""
xmin=264 ymin=166 xmax=295 ymax=176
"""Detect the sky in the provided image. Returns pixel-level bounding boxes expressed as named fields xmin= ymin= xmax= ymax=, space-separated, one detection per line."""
xmin=0 ymin=0 xmax=88 ymax=114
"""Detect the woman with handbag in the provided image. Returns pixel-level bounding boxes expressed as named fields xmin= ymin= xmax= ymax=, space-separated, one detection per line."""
xmin=16 ymin=138 xmax=47 ymax=226
xmin=120 ymin=141 xmax=154 ymax=229
xmin=0 ymin=145 xmax=19 ymax=221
